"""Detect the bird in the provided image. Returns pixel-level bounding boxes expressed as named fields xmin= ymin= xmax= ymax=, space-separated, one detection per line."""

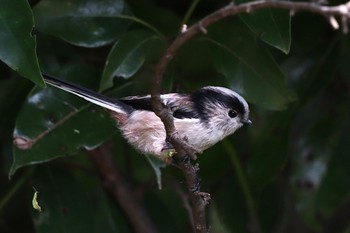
xmin=42 ymin=74 xmax=252 ymax=162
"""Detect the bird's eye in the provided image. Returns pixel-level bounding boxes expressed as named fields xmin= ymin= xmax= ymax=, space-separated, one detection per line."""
xmin=228 ymin=109 xmax=237 ymax=118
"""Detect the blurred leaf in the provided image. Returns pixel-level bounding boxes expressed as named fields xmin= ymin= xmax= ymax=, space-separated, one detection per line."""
xmin=33 ymin=0 xmax=131 ymax=47
xmin=10 ymin=64 xmax=118 ymax=176
xmin=338 ymin=36 xmax=350 ymax=86
xmin=100 ymin=30 xmax=165 ymax=91
xmin=247 ymin=133 xmax=287 ymax=191
xmin=32 ymin=166 xmax=95 ymax=233
xmin=0 ymin=76 xmax=32 ymax=133
xmin=92 ymin=187 xmax=131 ymax=233
xmin=208 ymin=18 xmax=296 ymax=110
xmin=36 ymin=34 xmax=82 ymax=74
xmin=291 ymin=139 xmax=331 ymax=228
xmin=145 ymin=155 xmax=166 ymax=190
xmin=197 ymin=143 xmax=233 ymax=183
xmin=32 ymin=165 xmax=130 ymax=233
xmin=283 ymin=37 xmax=339 ymax=104
xmin=213 ymin=176 xmax=249 ymax=233
xmin=290 ymin=88 xmax=349 ymax=228
xmin=315 ymin=112 xmax=350 ymax=217
xmin=209 ymin=203 xmax=231 ymax=233
xmin=0 ymin=0 xmax=43 ymax=86
xmin=175 ymin=39 xmax=219 ymax=87
xmin=220 ymin=140 xmax=263 ymax=232
xmin=236 ymin=0 xmax=291 ymax=53
xmin=257 ymin=183 xmax=281 ymax=232
xmin=143 ymin=188 xmax=187 ymax=233
xmin=127 ymin=0 xmax=181 ymax=36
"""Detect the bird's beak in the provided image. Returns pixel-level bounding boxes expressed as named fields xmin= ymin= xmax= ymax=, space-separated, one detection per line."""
xmin=241 ymin=119 xmax=252 ymax=126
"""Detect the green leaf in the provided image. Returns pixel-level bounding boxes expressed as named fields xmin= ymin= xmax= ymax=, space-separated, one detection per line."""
xmin=100 ymin=30 xmax=165 ymax=91
xmin=92 ymin=187 xmax=131 ymax=233
xmin=291 ymin=139 xmax=331 ymax=229
xmin=32 ymin=166 xmax=95 ymax=233
xmin=0 ymin=0 xmax=43 ymax=86
xmin=290 ymin=91 xmax=350 ymax=228
xmin=10 ymin=64 xmax=118 ymax=176
xmin=247 ymin=133 xmax=287 ymax=191
xmin=32 ymin=165 xmax=130 ymax=233
xmin=212 ymin=177 xmax=249 ymax=233
xmin=208 ymin=18 xmax=296 ymax=110
xmin=209 ymin=204 xmax=231 ymax=233
xmin=314 ymin=113 xmax=350 ymax=218
xmin=237 ymin=0 xmax=291 ymax=53
xmin=33 ymin=0 xmax=131 ymax=47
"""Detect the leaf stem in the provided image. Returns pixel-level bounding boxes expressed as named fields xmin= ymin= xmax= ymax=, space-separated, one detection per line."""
xmin=182 ymin=0 xmax=201 ymax=26
xmin=118 ymin=15 xmax=164 ymax=38
xmin=0 ymin=168 xmax=34 ymax=211
xmin=223 ymin=140 xmax=262 ymax=233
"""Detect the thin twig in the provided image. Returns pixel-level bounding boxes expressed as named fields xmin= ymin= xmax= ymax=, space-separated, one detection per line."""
xmin=154 ymin=0 xmax=350 ymax=98
xmin=89 ymin=145 xmax=159 ymax=233
xmin=174 ymin=184 xmax=195 ymax=230
xmin=173 ymin=158 xmax=211 ymax=233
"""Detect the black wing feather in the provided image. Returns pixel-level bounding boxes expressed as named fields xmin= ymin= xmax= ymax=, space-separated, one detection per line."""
xmin=119 ymin=96 xmax=153 ymax=111
xmin=119 ymin=94 xmax=199 ymax=119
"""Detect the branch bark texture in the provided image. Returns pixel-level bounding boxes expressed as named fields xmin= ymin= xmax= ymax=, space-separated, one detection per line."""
xmin=90 ymin=146 xmax=159 ymax=233
xmin=150 ymin=1 xmax=350 ymax=233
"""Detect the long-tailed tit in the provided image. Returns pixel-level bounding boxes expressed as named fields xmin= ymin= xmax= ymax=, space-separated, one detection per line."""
xmin=43 ymin=74 xmax=252 ymax=161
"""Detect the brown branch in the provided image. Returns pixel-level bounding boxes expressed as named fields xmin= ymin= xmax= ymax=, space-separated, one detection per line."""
xmin=89 ymin=145 xmax=159 ymax=233
xmin=173 ymin=159 xmax=211 ymax=233
xmin=174 ymin=184 xmax=195 ymax=230
xmin=153 ymin=0 xmax=350 ymax=98
xmin=150 ymin=1 xmax=350 ymax=233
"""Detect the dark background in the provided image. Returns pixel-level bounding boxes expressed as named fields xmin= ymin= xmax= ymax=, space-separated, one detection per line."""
xmin=1 ymin=0 xmax=350 ymax=232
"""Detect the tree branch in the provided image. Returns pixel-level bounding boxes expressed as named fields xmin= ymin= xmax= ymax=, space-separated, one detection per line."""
xmin=89 ymin=145 xmax=159 ymax=233
xmin=152 ymin=0 xmax=350 ymax=103
xmin=150 ymin=1 xmax=350 ymax=233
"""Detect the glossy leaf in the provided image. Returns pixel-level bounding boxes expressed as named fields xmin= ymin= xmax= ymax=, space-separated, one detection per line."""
xmin=100 ymin=30 xmax=165 ymax=91
xmin=10 ymin=65 xmax=118 ymax=176
xmin=33 ymin=0 xmax=131 ymax=47
xmin=208 ymin=19 xmax=296 ymax=110
xmin=236 ymin=0 xmax=291 ymax=53
xmin=0 ymin=0 xmax=43 ymax=86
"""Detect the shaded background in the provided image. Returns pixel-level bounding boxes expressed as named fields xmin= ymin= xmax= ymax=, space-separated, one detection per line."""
xmin=1 ymin=0 xmax=350 ymax=232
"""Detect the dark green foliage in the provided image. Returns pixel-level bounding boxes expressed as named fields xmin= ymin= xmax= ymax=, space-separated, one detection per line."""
xmin=1 ymin=0 xmax=350 ymax=232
